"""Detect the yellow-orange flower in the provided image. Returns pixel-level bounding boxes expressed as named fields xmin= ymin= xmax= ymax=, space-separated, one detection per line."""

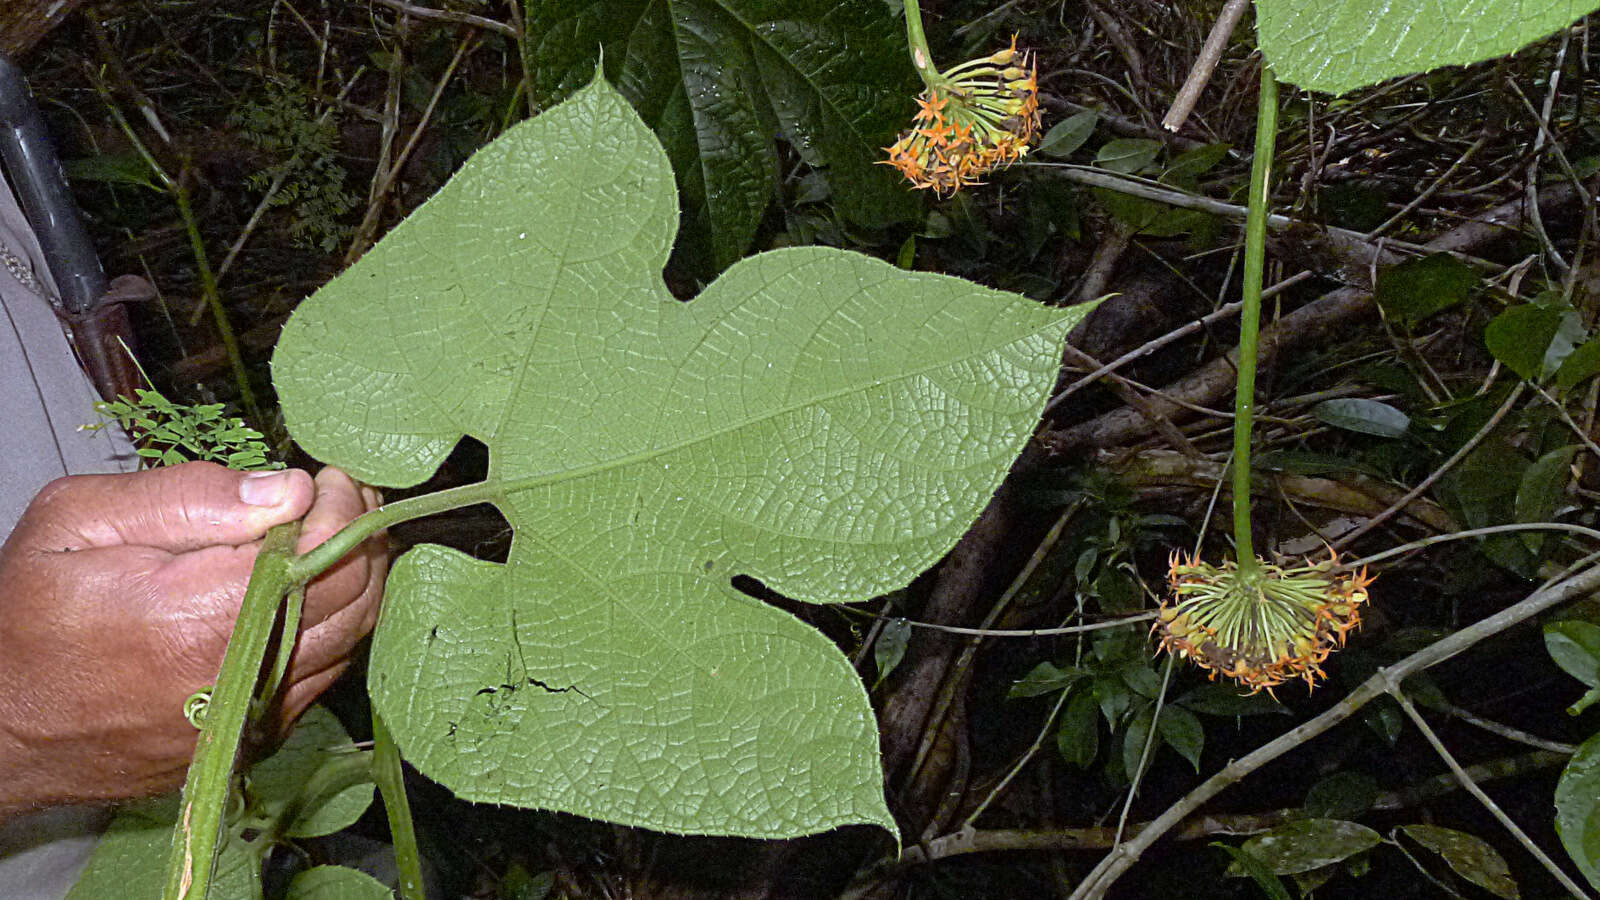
xmin=882 ymin=37 xmax=1041 ymax=195
xmin=1155 ymin=552 xmax=1372 ymax=693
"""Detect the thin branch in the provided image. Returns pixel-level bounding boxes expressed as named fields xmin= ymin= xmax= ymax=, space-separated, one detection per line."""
xmin=1043 ymin=271 xmax=1312 ymax=415
xmin=370 ymin=0 xmax=518 ymax=39
xmin=1161 ymin=0 xmax=1250 ymax=132
xmin=1387 ymin=687 xmax=1592 ymax=899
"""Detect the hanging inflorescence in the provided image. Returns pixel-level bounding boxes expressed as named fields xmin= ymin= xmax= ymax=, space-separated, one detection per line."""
xmin=1155 ymin=551 xmax=1373 ymax=693
xmin=882 ymin=37 xmax=1040 ymax=195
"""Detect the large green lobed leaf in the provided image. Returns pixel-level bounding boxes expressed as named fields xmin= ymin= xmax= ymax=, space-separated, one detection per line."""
xmin=273 ymin=73 xmax=1085 ymax=838
xmin=1256 ymin=0 xmax=1600 ymax=95
xmin=523 ymin=0 xmax=919 ymax=274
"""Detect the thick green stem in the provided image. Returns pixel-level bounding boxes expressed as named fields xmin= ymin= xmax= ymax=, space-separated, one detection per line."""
xmin=1231 ymin=69 xmax=1279 ymax=576
xmin=164 ymin=522 xmax=300 ymax=900
xmin=901 ymin=0 xmax=945 ymax=89
xmin=288 ymin=478 xmax=499 ymax=581
xmin=373 ymin=710 xmax=428 ymax=900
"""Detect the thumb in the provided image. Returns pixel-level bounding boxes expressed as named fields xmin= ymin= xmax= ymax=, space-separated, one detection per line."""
xmin=25 ymin=461 xmax=315 ymax=553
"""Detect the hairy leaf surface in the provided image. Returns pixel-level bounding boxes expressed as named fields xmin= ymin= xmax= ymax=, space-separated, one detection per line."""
xmin=1256 ymin=0 xmax=1600 ymax=95
xmin=273 ymin=74 xmax=1085 ymax=838
xmin=523 ymin=0 xmax=918 ymax=274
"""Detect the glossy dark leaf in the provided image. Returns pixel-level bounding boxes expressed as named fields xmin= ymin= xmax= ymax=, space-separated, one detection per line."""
xmin=1036 ymin=110 xmax=1097 ymax=159
xmin=1312 ymin=398 xmax=1410 ymax=437
xmin=525 ymin=0 xmax=918 ymax=274
xmin=1095 ymin=137 xmax=1161 ymax=174
xmin=1236 ymin=819 xmax=1381 ymax=875
xmin=1401 ymin=825 xmax=1520 ymax=899
xmin=1515 ymin=445 xmax=1576 ymax=551
xmin=1545 ymin=621 xmax=1600 ymax=688
xmin=1057 ymin=689 xmax=1101 ymax=768
xmin=1010 ymin=662 xmax=1088 ymax=698
xmin=1157 ymin=706 xmax=1204 ymax=771
xmin=1556 ymin=731 xmax=1600 ymax=891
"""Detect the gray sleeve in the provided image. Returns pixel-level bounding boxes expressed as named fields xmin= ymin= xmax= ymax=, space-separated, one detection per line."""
xmin=0 ymin=166 xmax=136 ymax=544
xmin=0 ymin=167 xmax=135 ymax=895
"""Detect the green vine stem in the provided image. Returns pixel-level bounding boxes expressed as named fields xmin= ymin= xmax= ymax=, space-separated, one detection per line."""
xmin=1229 ymin=67 xmax=1280 ymax=576
xmin=901 ymin=0 xmax=947 ymax=89
xmin=164 ymin=521 xmax=301 ymax=900
xmin=373 ymin=710 xmax=427 ymax=900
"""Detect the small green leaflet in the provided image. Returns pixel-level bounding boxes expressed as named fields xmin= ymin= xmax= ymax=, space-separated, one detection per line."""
xmin=274 ymin=73 xmax=1088 ymax=838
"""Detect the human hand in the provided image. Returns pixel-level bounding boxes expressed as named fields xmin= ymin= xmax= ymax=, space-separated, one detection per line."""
xmin=0 ymin=462 xmax=385 ymax=820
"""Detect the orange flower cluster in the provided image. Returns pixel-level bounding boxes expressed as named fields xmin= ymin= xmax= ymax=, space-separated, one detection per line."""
xmin=1155 ymin=552 xmax=1372 ymax=693
xmin=882 ymin=38 xmax=1040 ymax=195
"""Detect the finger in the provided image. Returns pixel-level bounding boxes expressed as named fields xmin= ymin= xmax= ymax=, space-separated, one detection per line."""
xmin=289 ymin=566 xmax=383 ymax=676
xmin=278 ymin=661 xmax=351 ymax=732
xmin=298 ymin=468 xmax=380 ymax=626
xmin=142 ymin=542 xmax=266 ymax=680
xmin=22 ymin=462 xmax=314 ymax=554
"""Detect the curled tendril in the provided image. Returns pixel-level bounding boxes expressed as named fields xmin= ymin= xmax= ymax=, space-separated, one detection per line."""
xmin=184 ymin=689 xmax=213 ymax=729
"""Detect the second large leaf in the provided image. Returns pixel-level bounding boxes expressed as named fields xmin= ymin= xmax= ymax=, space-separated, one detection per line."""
xmin=273 ymin=73 xmax=1087 ymax=838
xmin=524 ymin=0 xmax=920 ymax=274
xmin=1256 ymin=0 xmax=1599 ymax=95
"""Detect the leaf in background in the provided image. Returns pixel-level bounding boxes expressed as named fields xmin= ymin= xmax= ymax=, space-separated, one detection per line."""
xmin=1157 ymin=705 xmax=1204 ymax=771
xmin=1546 ymin=621 xmax=1600 ymax=686
xmin=1256 ymin=449 xmax=1387 ymax=480
xmin=872 ymin=617 xmax=912 ymax=690
xmin=1311 ymin=398 xmax=1410 ymax=437
xmin=1256 ymin=0 xmax=1600 ymax=95
xmin=1556 ymin=731 xmax=1600 ymax=890
xmin=1213 ymin=843 xmax=1293 ymax=900
xmin=1122 ymin=703 xmax=1156 ymax=781
xmin=1235 ymin=819 xmax=1382 ymax=875
xmin=1515 ymin=445 xmax=1576 ymax=552
xmin=1057 ymin=689 xmax=1101 ymax=768
xmin=524 ymin=0 xmax=918 ymax=275
xmin=1557 ymin=337 xmax=1600 ymax=393
xmin=1546 ymin=622 xmax=1600 ymax=713
xmin=1094 ymin=137 xmax=1161 ymax=174
xmin=1546 ymin=309 xmax=1591 ymax=376
xmin=63 ymin=152 xmax=162 ymax=191
xmin=274 ymin=75 xmax=1086 ymax=839
xmin=1176 ymin=682 xmax=1290 ymax=716
xmin=1485 ymin=304 xmax=1564 ymax=381
xmin=1374 ymin=253 xmax=1479 ymax=327
xmin=1036 ymin=110 xmax=1098 ymax=159
xmin=1010 ymin=661 xmax=1087 ymax=698
xmin=286 ymin=866 xmax=395 ymax=900
xmin=1400 ymin=825 xmax=1521 ymax=899
xmin=1303 ymin=771 xmax=1378 ymax=819
xmin=67 ymin=707 xmax=359 ymax=899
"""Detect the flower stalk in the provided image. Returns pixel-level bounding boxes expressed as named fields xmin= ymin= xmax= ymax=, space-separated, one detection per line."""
xmin=1153 ymin=68 xmax=1373 ymax=693
xmin=883 ymin=1 xmax=1040 ymax=194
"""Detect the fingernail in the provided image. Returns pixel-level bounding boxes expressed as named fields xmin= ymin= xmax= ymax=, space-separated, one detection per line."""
xmin=240 ymin=470 xmax=291 ymax=506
